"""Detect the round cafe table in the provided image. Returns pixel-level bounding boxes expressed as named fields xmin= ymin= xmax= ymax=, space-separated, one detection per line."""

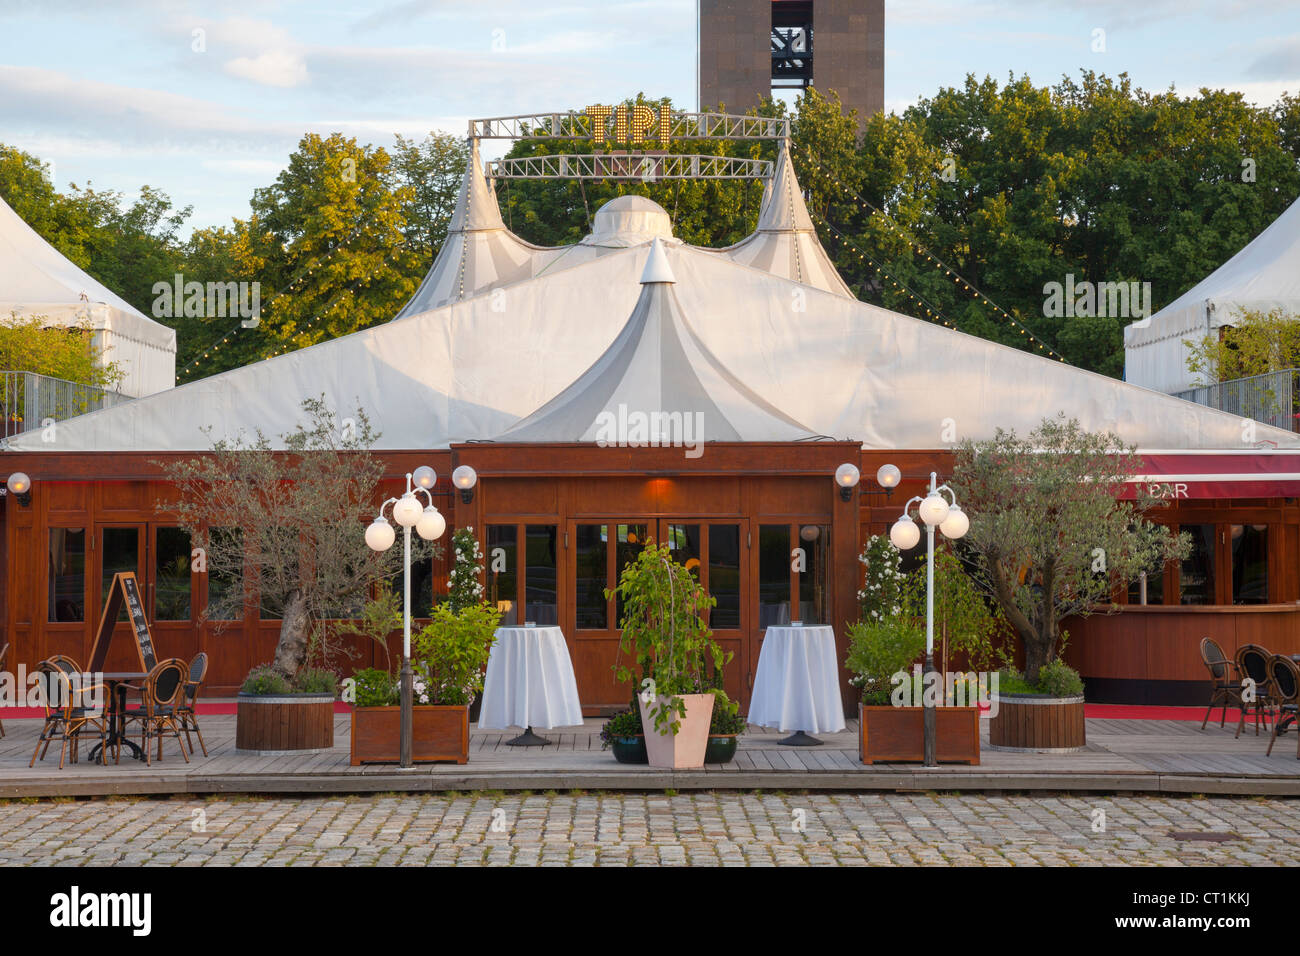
xmin=748 ymin=624 xmax=846 ymax=746
xmin=478 ymin=625 xmax=584 ymax=746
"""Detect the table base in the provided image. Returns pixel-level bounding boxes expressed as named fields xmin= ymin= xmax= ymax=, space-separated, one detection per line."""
xmin=506 ymin=727 xmax=553 ymax=747
xmin=778 ymin=731 xmax=824 ymax=747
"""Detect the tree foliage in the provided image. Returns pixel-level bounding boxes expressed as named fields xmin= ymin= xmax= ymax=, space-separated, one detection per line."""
xmin=157 ymin=397 xmax=433 ymax=681
xmin=1185 ymin=307 xmax=1300 ymax=385
xmin=951 ymin=415 xmax=1190 ymax=682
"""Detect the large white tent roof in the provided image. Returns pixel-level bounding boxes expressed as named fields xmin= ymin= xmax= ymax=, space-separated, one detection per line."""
xmin=0 ymin=194 xmax=176 ymax=397
xmin=6 ymin=221 xmax=1293 ymax=453
xmin=1125 ymin=196 xmax=1300 ymax=394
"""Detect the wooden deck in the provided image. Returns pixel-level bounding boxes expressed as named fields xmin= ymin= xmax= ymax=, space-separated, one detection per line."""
xmin=3 ymin=713 xmax=1300 ymax=798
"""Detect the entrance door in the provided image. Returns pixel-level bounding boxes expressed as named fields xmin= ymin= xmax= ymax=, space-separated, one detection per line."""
xmin=563 ymin=518 xmax=750 ymax=711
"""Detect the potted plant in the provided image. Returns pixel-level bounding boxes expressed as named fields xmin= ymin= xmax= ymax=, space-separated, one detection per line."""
xmin=235 ymin=664 xmax=339 ymax=755
xmin=600 ymin=707 xmax=647 ymax=764
xmin=705 ymin=690 xmax=746 ymax=764
xmin=608 ymin=541 xmax=730 ymax=769
xmin=349 ymin=602 xmax=500 ymax=764
xmin=952 ymin=415 xmax=1190 ymax=751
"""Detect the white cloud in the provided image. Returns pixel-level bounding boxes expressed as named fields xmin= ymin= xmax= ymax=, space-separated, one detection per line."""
xmin=224 ymin=49 xmax=310 ymax=88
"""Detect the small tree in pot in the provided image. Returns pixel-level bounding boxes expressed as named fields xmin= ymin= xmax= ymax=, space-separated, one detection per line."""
xmin=607 ymin=541 xmax=730 ymax=768
xmin=951 ymin=414 xmax=1189 ymax=686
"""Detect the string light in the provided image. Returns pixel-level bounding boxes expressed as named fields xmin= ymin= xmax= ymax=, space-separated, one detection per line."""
xmin=799 ymin=148 xmax=1067 ymax=362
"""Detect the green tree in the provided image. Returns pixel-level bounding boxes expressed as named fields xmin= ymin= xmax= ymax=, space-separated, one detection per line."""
xmin=389 ymin=132 xmax=471 ymax=261
xmin=951 ymin=415 xmax=1189 ymax=683
xmin=1185 ymin=307 xmax=1300 ymax=385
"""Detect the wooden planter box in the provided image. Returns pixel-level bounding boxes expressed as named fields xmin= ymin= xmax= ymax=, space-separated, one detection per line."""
xmin=349 ymin=705 xmax=469 ymax=765
xmin=859 ymin=704 xmax=980 ymax=765
xmin=235 ymin=693 xmax=335 ymax=755
xmin=989 ymin=694 xmax=1085 ymax=752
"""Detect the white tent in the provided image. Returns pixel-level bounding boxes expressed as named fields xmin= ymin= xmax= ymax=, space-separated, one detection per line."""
xmin=6 ymin=215 xmax=1293 ymax=453
xmin=1125 ymin=196 xmax=1300 ymax=394
xmin=0 ymin=195 xmax=176 ymax=397
xmin=392 ymin=140 xmax=853 ymax=319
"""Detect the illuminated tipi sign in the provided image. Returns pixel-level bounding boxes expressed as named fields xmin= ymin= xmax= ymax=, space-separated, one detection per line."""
xmin=468 ymin=108 xmax=789 ymax=143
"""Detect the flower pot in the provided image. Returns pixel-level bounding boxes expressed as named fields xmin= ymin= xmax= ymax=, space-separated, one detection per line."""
xmin=608 ymin=735 xmax=648 ymax=764
xmin=235 ymin=693 xmax=335 ymax=755
xmin=858 ymin=704 xmax=980 ymax=765
xmin=988 ymin=694 xmax=1085 ymax=752
xmin=639 ymin=693 xmax=714 ymax=769
xmin=349 ymin=704 xmax=469 ymax=765
xmin=704 ymin=734 xmax=738 ymax=764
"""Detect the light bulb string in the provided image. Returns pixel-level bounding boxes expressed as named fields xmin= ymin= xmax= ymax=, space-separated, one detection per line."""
xmin=797 ymin=146 xmax=1066 ymax=362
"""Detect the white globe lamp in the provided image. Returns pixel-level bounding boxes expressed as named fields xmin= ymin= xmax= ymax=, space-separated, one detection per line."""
xmin=416 ymin=506 xmax=446 ymax=541
xmin=875 ymin=464 xmax=901 ymax=490
xmin=939 ymin=504 xmax=969 ymax=539
xmin=365 ymin=516 xmax=396 ymax=552
xmin=890 ymin=516 xmax=921 ymax=550
xmin=392 ymin=493 xmax=423 ymax=528
xmin=918 ymin=493 xmax=951 ymax=527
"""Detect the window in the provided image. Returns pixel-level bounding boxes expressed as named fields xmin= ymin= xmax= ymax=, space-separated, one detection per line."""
xmin=614 ymin=524 xmax=648 ymax=625
xmin=575 ymin=524 xmax=608 ymax=629
xmin=206 ymin=527 xmax=244 ymax=621
xmin=101 ymin=527 xmax=139 ymax=619
xmin=487 ymin=525 xmax=519 ymax=625
xmin=796 ymin=524 xmax=830 ymax=625
xmin=1231 ymin=524 xmax=1268 ymax=605
xmin=48 ymin=528 xmax=86 ymax=622
xmin=154 ymin=527 xmax=192 ymax=621
xmin=758 ymin=525 xmax=790 ymax=627
xmin=1179 ymin=524 xmax=1215 ymax=605
xmin=525 ymin=525 xmax=558 ymax=626
xmin=708 ymin=525 xmax=741 ymax=629
xmin=1127 ymin=566 xmax=1164 ymax=605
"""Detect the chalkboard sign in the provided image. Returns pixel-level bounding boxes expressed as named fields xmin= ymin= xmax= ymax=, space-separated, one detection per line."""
xmin=88 ymin=572 xmax=157 ymax=673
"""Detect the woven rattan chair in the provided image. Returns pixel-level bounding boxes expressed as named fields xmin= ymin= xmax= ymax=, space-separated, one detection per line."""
xmin=176 ymin=652 xmax=208 ymax=757
xmin=29 ymin=662 xmax=65 ymax=767
xmin=1235 ymin=643 xmax=1277 ymax=738
xmin=1266 ymin=655 xmax=1300 ymax=759
xmin=28 ymin=665 xmax=110 ymax=768
xmin=1200 ymin=637 xmax=1242 ymax=730
xmin=121 ymin=659 xmax=190 ymax=766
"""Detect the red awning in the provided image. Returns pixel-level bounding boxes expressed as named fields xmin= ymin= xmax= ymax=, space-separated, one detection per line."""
xmin=1125 ymin=452 xmax=1300 ymax=499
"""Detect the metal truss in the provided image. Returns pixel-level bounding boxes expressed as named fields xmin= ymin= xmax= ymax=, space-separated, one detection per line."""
xmin=487 ymin=153 xmax=775 ymax=181
xmin=468 ymin=111 xmax=790 ymax=141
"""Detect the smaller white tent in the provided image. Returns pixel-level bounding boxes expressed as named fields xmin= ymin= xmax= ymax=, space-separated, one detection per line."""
xmin=0 ymin=195 xmax=176 ymax=397
xmin=1125 ymin=196 xmax=1300 ymax=395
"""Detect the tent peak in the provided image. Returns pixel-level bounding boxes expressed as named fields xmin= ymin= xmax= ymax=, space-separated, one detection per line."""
xmin=640 ymin=237 xmax=676 ymax=284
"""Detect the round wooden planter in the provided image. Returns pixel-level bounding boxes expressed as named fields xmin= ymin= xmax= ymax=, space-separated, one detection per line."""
xmin=235 ymin=693 xmax=335 ymax=755
xmin=988 ymin=694 xmax=1086 ymax=752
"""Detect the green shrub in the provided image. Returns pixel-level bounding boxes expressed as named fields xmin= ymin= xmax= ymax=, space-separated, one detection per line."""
xmin=412 ymin=602 xmax=501 ymax=705
xmin=709 ymin=689 xmax=747 ymax=735
xmin=294 ymin=667 xmax=339 ymax=695
xmin=1036 ymin=660 xmax=1084 ymax=697
xmin=352 ymin=667 xmax=398 ymax=707
xmin=996 ymin=668 xmax=1035 ymax=694
xmin=599 ymin=709 xmax=643 ymax=748
xmin=240 ymin=665 xmax=291 ymax=696
xmin=846 ymin=617 xmax=924 ymax=705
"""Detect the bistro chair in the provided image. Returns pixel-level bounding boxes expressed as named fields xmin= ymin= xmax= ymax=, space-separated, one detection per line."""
xmin=1265 ymin=655 xmax=1300 ymax=759
xmin=176 ymin=651 xmax=209 ymax=757
xmin=1234 ymin=643 xmax=1277 ymax=738
xmin=28 ymin=665 xmax=110 ymax=768
xmin=121 ymin=658 xmax=190 ymax=766
xmin=0 ymin=643 xmax=8 ymax=738
xmin=1199 ymin=637 xmax=1242 ymax=730
xmin=46 ymin=654 xmax=82 ymax=678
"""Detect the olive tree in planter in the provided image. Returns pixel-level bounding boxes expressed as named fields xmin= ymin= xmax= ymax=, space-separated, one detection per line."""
xmin=349 ymin=602 xmax=500 ymax=764
xmin=608 ymin=542 xmax=730 ymax=769
xmin=951 ymin=415 xmax=1190 ymax=750
xmin=159 ymin=397 xmax=432 ymax=753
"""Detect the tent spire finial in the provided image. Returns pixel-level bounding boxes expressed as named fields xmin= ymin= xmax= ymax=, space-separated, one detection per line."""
xmin=640 ymin=236 xmax=676 ymax=284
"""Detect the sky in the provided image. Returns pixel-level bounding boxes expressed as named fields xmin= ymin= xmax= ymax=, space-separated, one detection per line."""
xmin=1 ymin=0 xmax=1298 ymax=232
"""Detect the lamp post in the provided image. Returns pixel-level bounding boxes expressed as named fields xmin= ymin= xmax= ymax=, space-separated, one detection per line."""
xmin=888 ymin=471 xmax=969 ymax=767
xmin=365 ymin=466 xmax=446 ymax=767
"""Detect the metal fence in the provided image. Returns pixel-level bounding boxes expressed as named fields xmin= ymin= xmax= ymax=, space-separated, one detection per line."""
xmin=1173 ymin=369 xmax=1300 ymax=433
xmin=0 ymin=370 xmax=130 ymax=441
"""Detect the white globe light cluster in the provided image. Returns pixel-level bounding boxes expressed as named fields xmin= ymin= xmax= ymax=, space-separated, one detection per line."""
xmin=888 ymin=492 xmax=969 ymax=551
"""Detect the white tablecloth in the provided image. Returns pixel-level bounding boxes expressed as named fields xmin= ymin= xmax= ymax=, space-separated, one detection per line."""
xmin=748 ymin=625 xmax=846 ymax=734
xmin=477 ymin=626 xmax=584 ymax=730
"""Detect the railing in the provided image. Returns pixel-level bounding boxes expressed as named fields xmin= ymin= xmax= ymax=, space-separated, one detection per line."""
xmin=1173 ymin=369 xmax=1300 ymax=433
xmin=0 ymin=370 xmax=130 ymax=441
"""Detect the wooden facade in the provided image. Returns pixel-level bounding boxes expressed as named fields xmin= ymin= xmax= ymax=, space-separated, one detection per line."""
xmin=4 ymin=444 xmax=1300 ymax=710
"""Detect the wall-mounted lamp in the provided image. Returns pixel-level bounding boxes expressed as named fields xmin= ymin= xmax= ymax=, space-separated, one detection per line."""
xmin=834 ymin=463 xmax=860 ymax=502
xmin=4 ymin=471 xmax=32 ymax=507
xmin=452 ymin=464 xmax=478 ymax=504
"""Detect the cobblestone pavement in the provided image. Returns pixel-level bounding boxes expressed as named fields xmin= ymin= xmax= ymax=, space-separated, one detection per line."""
xmin=2 ymin=792 xmax=1298 ymax=866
